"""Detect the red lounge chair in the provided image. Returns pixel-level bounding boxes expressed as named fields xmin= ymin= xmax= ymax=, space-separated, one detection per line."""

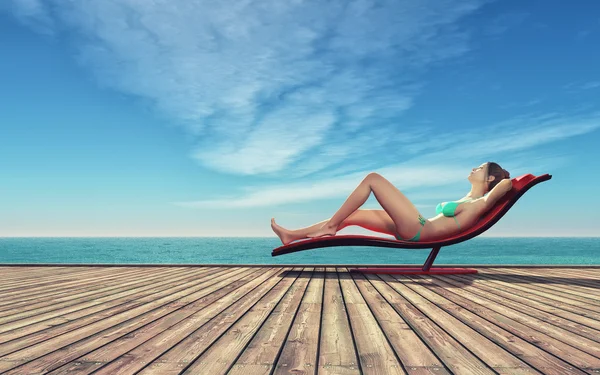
xmin=272 ymin=173 xmax=552 ymax=275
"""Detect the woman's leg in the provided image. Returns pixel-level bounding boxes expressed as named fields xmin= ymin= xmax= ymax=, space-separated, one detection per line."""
xmin=272 ymin=209 xmax=397 ymax=245
xmin=305 ymin=172 xmax=421 ymax=238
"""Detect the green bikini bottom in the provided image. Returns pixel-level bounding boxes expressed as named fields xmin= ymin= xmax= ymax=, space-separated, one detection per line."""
xmin=395 ymin=214 xmax=426 ymax=242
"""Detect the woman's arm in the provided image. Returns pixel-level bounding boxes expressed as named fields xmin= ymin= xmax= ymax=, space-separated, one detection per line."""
xmin=482 ymin=179 xmax=513 ymax=211
xmin=454 ymin=179 xmax=513 ymax=230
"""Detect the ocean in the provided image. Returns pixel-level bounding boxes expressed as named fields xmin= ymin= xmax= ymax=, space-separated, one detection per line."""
xmin=1 ymin=237 xmax=599 ymax=265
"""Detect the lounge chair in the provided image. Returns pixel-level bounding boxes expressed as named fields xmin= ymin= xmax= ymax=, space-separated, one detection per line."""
xmin=272 ymin=173 xmax=552 ymax=274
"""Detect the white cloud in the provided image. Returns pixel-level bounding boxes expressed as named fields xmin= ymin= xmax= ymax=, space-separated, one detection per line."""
xmin=484 ymin=12 xmax=529 ymax=37
xmin=12 ymin=1 xmax=594 ymax=212
xmin=173 ymin=113 xmax=599 ymax=209
xmin=4 ymin=0 xmax=54 ymax=35
xmin=499 ymin=98 xmax=542 ymax=109
xmin=581 ymin=81 xmax=600 ymax=90
xmin=7 ymin=0 xmax=488 ymax=176
xmin=564 ymin=80 xmax=600 ymax=93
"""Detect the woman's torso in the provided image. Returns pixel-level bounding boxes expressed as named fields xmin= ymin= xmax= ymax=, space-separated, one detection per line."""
xmin=421 ymin=195 xmax=488 ymax=241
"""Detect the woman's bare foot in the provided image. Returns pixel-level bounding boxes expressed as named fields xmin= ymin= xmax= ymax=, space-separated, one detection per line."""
xmin=306 ymin=223 xmax=337 ymax=239
xmin=271 ymin=218 xmax=295 ymax=245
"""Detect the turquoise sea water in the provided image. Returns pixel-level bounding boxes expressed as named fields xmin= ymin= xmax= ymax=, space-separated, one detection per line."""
xmin=1 ymin=237 xmax=599 ymax=265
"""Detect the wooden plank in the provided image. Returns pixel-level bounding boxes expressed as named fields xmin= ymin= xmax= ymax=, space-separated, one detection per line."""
xmin=335 ymin=267 xmax=407 ymax=375
xmin=402 ymin=274 xmax=595 ymax=374
xmin=0 ymin=266 xmax=100 ymax=276
xmin=360 ymin=270 xmax=494 ymax=374
xmin=482 ymin=268 xmax=600 ymax=299
xmin=395 ymin=273 xmax=556 ymax=375
xmin=0 ymin=268 xmax=239 ymax=357
xmin=46 ymin=267 xmax=272 ymax=375
xmin=227 ymin=267 xmax=328 ymax=375
xmin=266 ymin=267 xmax=323 ymax=375
xmin=0 ymin=267 xmax=182 ymax=313
xmin=0 ymin=266 xmax=597 ymax=374
xmin=0 ymin=267 xmax=260 ymax=374
xmin=0 ymin=267 xmax=80 ymax=281
xmin=477 ymin=269 xmax=600 ymax=307
xmin=0 ymin=267 xmax=186 ymax=310
xmin=349 ymin=269 xmax=450 ymax=375
xmin=483 ymin=269 xmax=600 ymax=292
xmin=0 ymin=267 xmax=142 ymax=292
xmin=450 ymin=273 xmax=600 ymax=320
xmin=0 ymin=266 xmax=161 ymax=295
xmin=444 ymin=274 xmax=600 ymax=342
xmin=0 ymin=268 xmax=193 ymax=327
xmin=315 ymin=267 xmax=360 ymax=375
xmin=178 ymin=267 xmax=310 ymax=375
xmin=62 ymin=266 xmax=289 ymax=375
xmin=0 ymin=267 xmax=210 ymax=347
xmin=125 ymin=266 xmax=292 ymax=375
xmin=564 ymin=270 xmax=600 ymax=279
xmin=527 ymin=268 xmax=600 ymax=279
xmin=483 ymin=267 xmax=600 ymax=282
xmin=410 ymin=276 xmax=597 ymax=375
xmin=435 ymin=274 xmax=600 ymax=357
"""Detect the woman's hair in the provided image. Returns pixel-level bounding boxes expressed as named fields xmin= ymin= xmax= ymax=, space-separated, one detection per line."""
xmin=486 ymin=161 xmax=510 ymax=191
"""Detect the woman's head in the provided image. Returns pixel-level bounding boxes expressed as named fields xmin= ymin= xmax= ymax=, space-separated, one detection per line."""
xmin=469 ymin=161 xmax=510 ymax=192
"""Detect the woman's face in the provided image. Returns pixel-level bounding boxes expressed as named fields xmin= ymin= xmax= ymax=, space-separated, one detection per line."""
xmin=469 ymin=163 xmax=487 ymax=182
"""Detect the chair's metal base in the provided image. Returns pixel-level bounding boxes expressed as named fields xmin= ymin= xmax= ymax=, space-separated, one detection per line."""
xmin=349 ymin=267 xmax=478 ymax=275
xmin=347 ymin=246 xmax=479 ymax=274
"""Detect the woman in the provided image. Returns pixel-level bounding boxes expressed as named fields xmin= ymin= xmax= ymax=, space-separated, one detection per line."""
xmin=271 ymin=161 xmax=512 ymax=245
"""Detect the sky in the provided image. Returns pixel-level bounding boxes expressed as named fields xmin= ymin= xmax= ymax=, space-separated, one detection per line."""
xmin=1 ymin=0 xmax=599 ymax=238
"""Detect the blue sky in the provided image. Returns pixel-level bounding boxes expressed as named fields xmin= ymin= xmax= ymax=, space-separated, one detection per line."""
xmin=1 ymin=0 xmax=599 ymax=237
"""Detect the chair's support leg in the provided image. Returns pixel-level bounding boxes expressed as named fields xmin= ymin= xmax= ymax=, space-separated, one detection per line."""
xmin=349 ymin=245 xmax=478 ymax=274
xmin=422 ymin=246 xmax=441 ymax=271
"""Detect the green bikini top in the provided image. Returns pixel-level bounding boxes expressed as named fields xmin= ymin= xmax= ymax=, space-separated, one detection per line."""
xmin=435 ymin=192 xmax=489 ymax=217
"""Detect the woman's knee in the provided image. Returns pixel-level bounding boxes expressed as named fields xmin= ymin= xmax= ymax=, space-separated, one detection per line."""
xmin=364 ymin=172 xmax=382 ymax=184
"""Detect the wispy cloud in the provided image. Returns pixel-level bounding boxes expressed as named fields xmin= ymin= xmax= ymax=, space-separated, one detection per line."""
xmin=483 ymin=12 xmax=529 ymax=37
xmin=581 ymin=81 xmax=600 ymax=90
xmin=576 ymin=30 xmax=592 ymax=40
xmin=4 ymin=0 xmax=55 ymax=35
xmin=174 ymin=113 xmax=600 ymax=209
xmin=10 ymin=2 xmax=597 ymax=213
xmin=7 ymin=0 xmax=488 ymax=177
xmin=499 ymin=98 xmax=542 ymax=109
xmin=564 ymin=80 xmax=600 ymax=93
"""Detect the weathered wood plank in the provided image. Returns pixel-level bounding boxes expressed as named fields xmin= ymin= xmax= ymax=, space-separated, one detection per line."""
xmin=0 ymin=267 xmax=144 ymax=292
xmin=0 ymin=266 xmax=81 ymax=281
xmin=268 ymin=267 xmax=322 ymax=375
xmin=0 ymin=267 xmax=263 ymax=374
xmin=483 ymin=268 xmax=600 ymax=299
xmin=181 ymin=267 xmax=310 ymax=374
xmin=46 ymin=267 xmax=270 ymax=375
xmin=0 ymin=267 xmax=185 ymax=316
xmin=368 ymin=272 xmax=504 ymax=375
xmin=227 ymin=267 xmax=325 ymax=375
xmin=0 ymin=268 xmax=204 ymax=330
xmin=349 ymin=268 xmax=450 ymax=375
xmin=483 ymin=267 xmax=600 ymax=292
xmin=484 ymin=267 xmax=600 ymax=283
xmin=0 ymin=265 xmax=597 ymax=375
xmin=0 ymin=267 xmax=213 ymax=348
xmin=445 ymin=274 xmax=600 ymax=343
xmin=450 ymin=273 xmax=600 ymax=321
xmin=101 ymin=266 xmax=290 ymax=375
xmin=336 ymin=267 xmax=407 ymax=375
xmin=402 ymin=274 xmax=594 ymax=374
xmin=430 ymin=277 xmax=600 ymax=366
xmin=315 ymin=267 xmax=360 ymax=375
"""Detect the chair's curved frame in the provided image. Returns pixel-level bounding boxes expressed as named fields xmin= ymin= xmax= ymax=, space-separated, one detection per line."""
xmin=271 ymin=173 xmax=552 ymax=274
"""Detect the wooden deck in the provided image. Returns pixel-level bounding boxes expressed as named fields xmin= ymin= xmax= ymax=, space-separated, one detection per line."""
xmin=0 ymin=265 xmax=599 ymax=374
